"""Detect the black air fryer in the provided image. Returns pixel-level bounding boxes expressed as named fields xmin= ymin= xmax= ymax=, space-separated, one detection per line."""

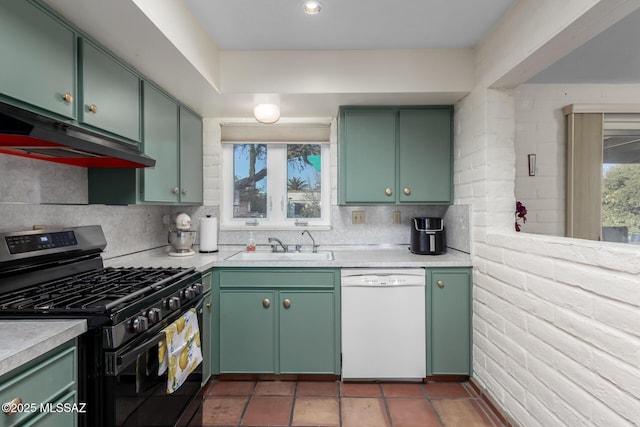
xmin=410 ymin=217 xmax=446 ymax=255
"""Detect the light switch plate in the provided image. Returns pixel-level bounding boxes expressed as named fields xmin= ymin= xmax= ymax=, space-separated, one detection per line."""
xmin=352 ymin=211 xmax=365 ymax=224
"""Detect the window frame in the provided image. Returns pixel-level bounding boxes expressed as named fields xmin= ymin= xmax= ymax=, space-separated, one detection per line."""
xmin=221 ymin=141 xmax=331 ymax=230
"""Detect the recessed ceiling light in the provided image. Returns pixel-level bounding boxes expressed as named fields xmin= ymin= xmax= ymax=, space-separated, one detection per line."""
xmin=303 ymin=0 xmax=322 ymax=15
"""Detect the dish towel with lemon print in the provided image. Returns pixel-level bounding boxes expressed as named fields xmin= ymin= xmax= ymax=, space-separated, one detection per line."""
xmin=158 ymin=308 xmax=202 ymax=393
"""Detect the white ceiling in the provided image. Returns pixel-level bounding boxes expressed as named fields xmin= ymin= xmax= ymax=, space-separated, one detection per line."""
xmin=40 ymin=0 xmax=640 ymax=118
xmin=185 ymin=0 xmax=516 ymax=50
xmin=528 ymin=6 xmax=640 ymax=84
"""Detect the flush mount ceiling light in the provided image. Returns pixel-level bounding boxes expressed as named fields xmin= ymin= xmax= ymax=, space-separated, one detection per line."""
xmin=303 ymin=0 xmax=322 ymax=15
xmin=254 ymin=103 xmax=280 ymax=124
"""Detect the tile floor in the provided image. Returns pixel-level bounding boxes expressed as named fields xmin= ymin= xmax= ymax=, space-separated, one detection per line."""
xmin=187 ymin=380 xmax=505 ymax=427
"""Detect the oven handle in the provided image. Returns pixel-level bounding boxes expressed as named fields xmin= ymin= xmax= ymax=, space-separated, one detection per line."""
xmin=114 ymin=332 xmax=166 ymax=371
xmin=105 ymin=296 xmax=205 ymax=376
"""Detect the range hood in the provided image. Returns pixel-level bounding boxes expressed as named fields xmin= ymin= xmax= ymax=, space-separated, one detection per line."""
xmin=0 ymin=103 xmax=155 ymax=168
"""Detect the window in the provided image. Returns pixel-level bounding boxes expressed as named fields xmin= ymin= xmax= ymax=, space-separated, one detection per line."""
xmin=221 ymin=125 xmax=331 ymax=229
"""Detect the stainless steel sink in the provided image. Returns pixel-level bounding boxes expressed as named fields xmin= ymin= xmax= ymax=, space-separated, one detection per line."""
xmin=225 ymin=250 xmax=334 ymax=261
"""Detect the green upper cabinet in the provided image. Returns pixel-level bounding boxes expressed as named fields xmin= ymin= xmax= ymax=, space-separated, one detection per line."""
xmin=142 ymin=83 xmax=179 ymax=203
xmin=426 ymin=267 xmax=472 ymax=376
xmin=0 ymin=0 xmax=76 ymax=119
xmin=79 ymin=39 xmax=141 ymax=143
xmin=178 ymin=106 xmax=204 ymax=204
xmin=338 ymin=106 xmax=453 ymax=205
xmin=398 ymin=109 xmax=452 ymax=203
xmin=140 ymin=100 xmax=203 ymax=204
xmin=89 ymin=87 xmax=203 ymax=205
xmin=339 ymin=108 xmax=397 ymax=203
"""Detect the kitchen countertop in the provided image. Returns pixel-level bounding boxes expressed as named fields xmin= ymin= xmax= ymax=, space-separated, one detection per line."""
xmin=0 ymin=246 xmax=469 ymax=377
xmin=0 ymin=320 xmax=87 ymax=377
xmin=104 ymin=245 xmax=472 ymax=270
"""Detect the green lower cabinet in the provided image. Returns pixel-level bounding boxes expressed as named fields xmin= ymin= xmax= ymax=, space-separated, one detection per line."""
xmin=0 ymin=341 xmax=77 ymax=427
xmin=279 ymin=291 xmax=336 ymax=374
xmin=24 ymin=390 xmax=76 ymax=427
xmin=201 ymin=293 xmax=212 ymax=385
xmin=219 ymin=290 xmax=276 ymax=373
xmin=201 ymin=271 xmax=213 ymax=385
xmin=214 ymin=268 xmax=340 ymax=375
xmin=426 ymin=268 xmax=472 ymax=376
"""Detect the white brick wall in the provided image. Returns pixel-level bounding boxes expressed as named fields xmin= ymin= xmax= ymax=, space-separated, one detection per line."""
xmin=514 ymin=83 xmax=640 ymax=236
xmin=456 ymin=83 xmax=640 ymax=426
xmin=474 ymin=230 xmax=640 ymax=426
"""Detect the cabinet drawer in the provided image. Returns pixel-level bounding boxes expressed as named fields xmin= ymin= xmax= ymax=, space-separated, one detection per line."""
xmin=23 ymin=390 xmax=76 ymax=427
xmin=219 ymin=269 xmax=338 ymax=289
xmin=0 ymin=344 xmax=76 ymax=427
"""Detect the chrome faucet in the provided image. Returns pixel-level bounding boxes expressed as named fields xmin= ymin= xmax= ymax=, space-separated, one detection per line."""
xmin=268 ymin=237 xmax=287 ymax=252
xmin=301 ymin=229 xmax=318 ymax=253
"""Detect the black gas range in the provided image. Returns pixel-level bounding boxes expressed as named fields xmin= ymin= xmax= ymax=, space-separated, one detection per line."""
xmin=0 ymin=225 xmax=204 ymax=427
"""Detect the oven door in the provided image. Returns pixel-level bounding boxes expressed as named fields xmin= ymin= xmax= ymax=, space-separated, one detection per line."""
xmin=103 ymin=297 xmax=204 ymax=427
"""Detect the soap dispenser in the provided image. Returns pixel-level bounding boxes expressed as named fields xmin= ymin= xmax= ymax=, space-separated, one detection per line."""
xmin=246 ymin=232 xmax=256 ymax=252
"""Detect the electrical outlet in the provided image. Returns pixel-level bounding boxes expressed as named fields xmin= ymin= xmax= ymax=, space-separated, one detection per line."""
xmin=352 ymin=211 xmax=365 ymax=224
xmin=392 ymin=211 xmax=401 ymax=224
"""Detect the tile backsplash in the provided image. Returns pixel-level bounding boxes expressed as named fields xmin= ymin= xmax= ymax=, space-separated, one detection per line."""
xmin=0 ymin=154 xmax=470 ymax=258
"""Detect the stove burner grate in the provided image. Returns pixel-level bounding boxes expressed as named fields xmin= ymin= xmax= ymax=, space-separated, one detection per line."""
xmin=0 ymin=266 xmax=193 ymax=313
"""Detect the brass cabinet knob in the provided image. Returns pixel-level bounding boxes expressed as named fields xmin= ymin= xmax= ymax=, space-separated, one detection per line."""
xmin=437 ymin=280 xmax=444 ymax=288
xmin=3 ymin=397 xmax=22 ymax=416
xmin=403 ymin=187 xmax=411 ymax=195
xmin=62 ymin=93 xmax=73 ymax=104
xmin=262 ymin=298 xmax=270 ymax=308
xmin=283 ymin=299 xmax=292 ymax=309
xmin=385 ymin=188 xmax=393 ymax=196
xmin=88 ymin=104 xmax=98 ymax=113
xmin=171 ymin=187 xmax=179 ymax=195
xmin=206 ymin=302 xmax=211 ymax=309
xmin=181 ymin=189 xmax=188 ymax=195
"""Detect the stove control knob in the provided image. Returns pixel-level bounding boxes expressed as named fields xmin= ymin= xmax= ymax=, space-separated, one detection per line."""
xmin=180 ymin=288 xmax=194 ymax=301
xmin=131 ymin=316 xmax=149 ymax=333
xmin=147 ymin=308 xmax=162 ymax=324
xmin=166 ymin=296 xmax=181 ymax=311
xmin=191 ymin=283 xmax=203 ymax=296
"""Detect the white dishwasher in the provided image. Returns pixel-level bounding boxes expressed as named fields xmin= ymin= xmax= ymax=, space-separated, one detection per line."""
xmin=341 ymin=268 xmax=426 ymax=381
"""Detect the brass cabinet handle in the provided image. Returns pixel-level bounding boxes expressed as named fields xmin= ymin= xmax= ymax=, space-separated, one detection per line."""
xmin=62 ymin=93 xmax=73 ymax=104
xmin=206 ymin=302 xmax=211 ymax=309
xmin=3 ymin=397 xmax=22 ymax=416
xmin=181 ymin=189 xmax=188 ymax=196
xmin=437 ymin=280 xmax=444 ymax=288
xmin=283 ymin=299 xmax=292 ymax=309
xmin=385 ymin=188 xmax=393 ymax=196
xmin=88 ymin=104 xmax=98 ymax=113
xmin=262 ymin=298 xmax=270 ymax=308
xmin=403 ymin=187 xmax=411 ymax=195
xmin=171 ymin=187 xmax=179 ymax=195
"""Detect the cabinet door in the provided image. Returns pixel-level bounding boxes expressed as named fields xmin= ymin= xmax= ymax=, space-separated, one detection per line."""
xmin=201 ymin=290 xmax=212 ymax=386
xmin=142 ymin=83 xmax=179 ymax=202
xmin=339 ymin=108 xmax=397 ymax=203
xmin=426 ymin=268 xmax=471 ymax=375
xmin=219 ymin=290 xmax=275 ymax=373
xmin=279 ymin=291 xmax=337 ymax=374
xmin=399 ymin=108 xmax=452 ymax=203
xmin=179 ymin=107 xmax=203 ymax=204
xmin=80 ymin=39 xmax=140 ymax=142
xmin=0 ymin=1 xmax=76 ymax=119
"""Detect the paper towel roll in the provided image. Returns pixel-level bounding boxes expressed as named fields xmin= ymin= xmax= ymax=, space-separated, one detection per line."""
xmin=199 ymin=215 xmax=218 ymax=253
